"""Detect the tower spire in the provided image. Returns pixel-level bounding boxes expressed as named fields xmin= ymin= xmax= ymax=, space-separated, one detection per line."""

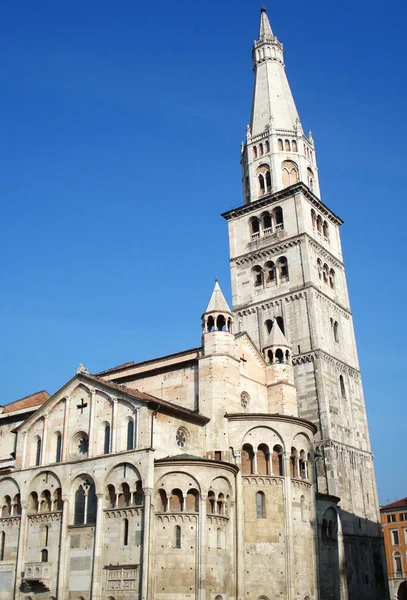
xmin=240 ymin=8 xmax=320 ymax=202
xmin=259 ymin=6 xmax=274 ymax=41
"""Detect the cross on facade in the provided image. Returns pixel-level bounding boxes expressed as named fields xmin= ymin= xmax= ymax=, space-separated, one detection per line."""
xmin=77 ymin=398 xmax=88 ymax=414
xmin=240 ymin=354 xmax=247 ymax=363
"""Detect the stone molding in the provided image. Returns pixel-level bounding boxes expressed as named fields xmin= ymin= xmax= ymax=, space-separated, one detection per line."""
xmin=236 ymin=291 xmax=306 ymax=316
xmin=207 ymin=515 xmax=229 ymax=524
xmin=291 ymin=479 xmax=312 ymax=490
xmin=315 ymin=440 xmax=373 ymax=463
xmin=27 ymin=512 xmax=62 ymax=523
xmin=155 ymin=513 xmax=198 ymax=523
xmin=243 ymin=475 xmax=283 ymax=486
xmin=314 ymin=291 xmax=351 ymax=319
xmin=0 ymin=516 xmax=20 ymax=526
xmin=234 ymin=237 xmax=301 ymax=266
xmin=292 ymin=350 xmax=360 ymax=380
xmin=105 ymin=507 xmax=143 ymax=518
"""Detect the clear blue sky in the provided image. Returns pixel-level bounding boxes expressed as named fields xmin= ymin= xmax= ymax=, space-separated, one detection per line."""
xmin=0 ymin=1 xmax=405 ymax=504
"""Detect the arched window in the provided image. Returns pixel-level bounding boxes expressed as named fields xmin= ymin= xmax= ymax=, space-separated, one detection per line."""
xmin=123 ymin=518 xmax=129 ymax=546
xmin=74 ymin=480 xmax=97 ymax=526
xmin=186 ymin=489 xmax=199 ymax=512
xmin=104 ymin=424 xmax=111 ymax=454
xmin=256 ymin=491 xmax=266 ymax=518
xmin=276 ymin=316 xmax=285 ymax=335
xmin=40 ymin=490 xmax=51 ymax=513
xmin=175 ymin=525 xmax=181 ymax=549
xmin=272 ymin=445 xmax=283 ymax=475
xmin=157 ymin=489 xmax=167 ymax=512
xmin=216 ymin=314 xmax=226 ymax=331
xmin=28 ymin=492 xmax=38 ymax=514
xmin=265 ymin=170 xmax=271 ymax=192
xmin=273 ymin=206 xmax=284 ymax=230
xmin=35 ymin=437 xmax=42 ymax=466
xmin=276 ymin=348 xmax=286 ymax=364
xmin=301 ymin=495 xmax=306 ymax=521
xmin=13 ymin=494 xmax=21 ymax=516
xmin=333 ymin=321 xmax=339 ymax=343
xmin=267 ymin=350 xmax=273 ymax=364
xmin=307 ymin=167 xmax=314 ymax=190
xmin=0 ymin=532 xmax=5 ymax=561
xmin=259 ymin=143 xmax=264 ymax=156
xmin=207 ymin=491 xmax=216 ymax=514
xmin=41 ymin=549 xmax=48 ymax=563
xmin=119 ymin=483 xmax=131 ymax=507
xmin=317 ymin=258 xmax=322 ymax=280
xmin=290 ymin=448 xmax=298 ymax=478
xmin=257 ymin=444 xmax=270 ymax=475
xmin=339 ymin=375 xmax=346 ymax=399
xmin=170 ymin=489 xmax=183 ymax=512
xmin=107 ymin=484 xmax=116 ymax=509
xmin=265 ymin=140 xmax=270 ymax=153
xmin=2 ymin=496 xmax=11 ymax=517
xmin=265 ymin=319 xmax=273 ymax=334
xmin=217 ymin=493 xmax=224 ymax=515
xmin=311 ymin=209 xmax=316 ymax=229
xmin=323 ymin=220 xmax=329 ymax=239
xmin=299 ymin=450 xmax=308 ymax=479
xmin=242 ymin=444 xmax=254 ymax=475
xmin=250 ymin=217 xmax=260 ymax=238
xmin=262 ymin=213 xmax=272 ymax=232
xmin=277 ymin=256 xmax=289 ymax=280
xmin=258 ymin=174 xmax=265 ymax=195
xmin=127 ymin=419 xmax=135 ymax=450
xmin=285 ymin=139 xmax=291 ymax=151
xmin=282 ymin=161 xmax=298 ymax=188
xmin=55 ymin=433 xmax=62 ymax=463
xmin=278 ymin=139 xmax=283 ymax=151
xmin=316 ymin=215 xmax=323 ymax=234
xmin=257 ymin=164 xmax=271 ymax=196
xmin=329 ymin=269 xmax=335 ymax=289
xmin=292 ymin=140 xmax=298 ymax=152
xmin=323 ymin=263 xmax=329 ymax=283
xmin=253 ymin=146 xmax=258 ymax=159
xmin=253 ymin=266 xmax=263 ymax=288
xmin=265 ymin=261 xmax=276 ymax=285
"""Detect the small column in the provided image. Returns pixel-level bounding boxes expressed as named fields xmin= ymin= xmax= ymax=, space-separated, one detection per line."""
xmin=41 ymin=415 xmax=49 ymax=466
xmin=253 ymin=451 xmax=258 ymax=475
xmin=88 ymin=388 xmax=97 ymax=457
xmin=141 ymin=487 xmax=153 ymax=600
xmin=15 ymin=500 xmax=28 ymax=599
xmin=234 ymin=451 xmax=245 ymax=600
xmin=21 ymin=431 xmax=28 ymax=469
xmin=90 ymin=493 xmax=105 ymax=600
xmin=198 ymin=493 xmax=207 ymax=600
xmin=57 ymin=496 xmax=69 ymax=600
xmin=283 ymin=453 xmax=295 ymax=600
xmin=111 ymin=397 xmax=118 ymax=453
xmin=61 ymin=396 xmax=71 ymax=461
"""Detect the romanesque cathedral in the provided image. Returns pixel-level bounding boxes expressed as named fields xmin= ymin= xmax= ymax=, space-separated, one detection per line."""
xmin=0 ymin=8 xmax=387 ymax=600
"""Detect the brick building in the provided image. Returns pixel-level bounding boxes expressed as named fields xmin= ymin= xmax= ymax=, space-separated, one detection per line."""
xmin=381 ymin=498 xmax=407 ymax=599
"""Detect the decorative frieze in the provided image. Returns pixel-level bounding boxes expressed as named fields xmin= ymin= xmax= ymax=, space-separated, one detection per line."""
xmin=156 ymin=513 xmax=198 ymax=523
xmin=28 ymin=512 xmax=62 ymax=524
xmin=105 ymin=507 xmax=143 ymax=519
xmin=243 ymin=475 xmax=283 ymax=486
xmin=105 ymin=565 xmax=139 ymax=592
xmin=0 ymin=516 xmax=20 ymax=527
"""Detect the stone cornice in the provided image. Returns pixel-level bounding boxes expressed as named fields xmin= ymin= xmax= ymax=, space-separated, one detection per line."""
xmin=221 ymin=182 xmax=343 ymax=226
xmin=231 ymin=233 xmax=343 ymax=270
xmin=233 ymin=283 xmax=352 ymax=318
xmin=225 ymin=412 xmax=318 ymax=435
xmin=315 ymin=439 xmax=373 ymax=462
xmin=292 ymin=350 xmax=360 ymax=379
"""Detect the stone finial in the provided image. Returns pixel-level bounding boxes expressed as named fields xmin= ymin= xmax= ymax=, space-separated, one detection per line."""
xmin=77 ymin=363 xmax=89 ymax=374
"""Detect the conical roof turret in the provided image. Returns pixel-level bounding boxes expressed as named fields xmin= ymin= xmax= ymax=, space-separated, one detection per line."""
xmin=264 ymin=320 xmax=290 ymax=350
xmin=204 ymin=280 xmax=232 ymax=315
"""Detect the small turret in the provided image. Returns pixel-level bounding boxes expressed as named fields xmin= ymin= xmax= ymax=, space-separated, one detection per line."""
xmin=202 ymin=280 xmax=233 ymax=335
xmin=263 ymin=320 xmax=298 ymax=416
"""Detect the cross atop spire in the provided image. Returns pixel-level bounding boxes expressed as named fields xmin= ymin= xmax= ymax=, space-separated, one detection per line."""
xmin=259 ymin=6 xmax=274 ymax=41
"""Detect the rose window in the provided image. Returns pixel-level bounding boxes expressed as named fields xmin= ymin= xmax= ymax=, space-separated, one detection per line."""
xmin=176 ymin=428 xmax=188 ymax=449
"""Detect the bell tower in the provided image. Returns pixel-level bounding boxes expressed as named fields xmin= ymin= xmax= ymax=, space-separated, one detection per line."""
xmin=222 ymin=8 xmax=387 ymax=600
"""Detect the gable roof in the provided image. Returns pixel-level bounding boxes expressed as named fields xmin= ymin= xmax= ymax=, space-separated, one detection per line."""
xmin=1 ymin=390 xmax=50 ymax=415
xmin=15 ymin=372 xmax=208 ymax=431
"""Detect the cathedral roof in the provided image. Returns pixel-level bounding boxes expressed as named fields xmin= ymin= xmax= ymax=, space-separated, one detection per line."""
xmin=0 ymin=390 xmax=50 ymax=415
xmin=204 ymin=280 xmax=232 ymax=314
